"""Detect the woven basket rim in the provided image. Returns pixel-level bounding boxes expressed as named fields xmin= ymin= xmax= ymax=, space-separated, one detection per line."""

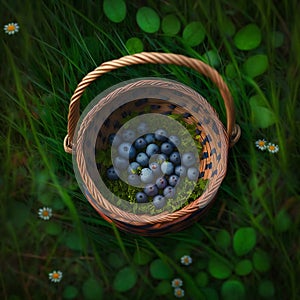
xmin=73 ymin=78 xmax=229 ymax=226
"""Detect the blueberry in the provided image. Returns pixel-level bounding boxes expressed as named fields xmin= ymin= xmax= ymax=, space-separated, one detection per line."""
xmin=118 ymin=142 xmax=136 ymax=159
xmin=146 ymin=143 xmax=160 ymax=157
xmin=108 ymin=133 xmax=122 ymax=146
xmin=163 ymin=186 xmax=176 ymax=198
xmin=113 ymin=156 xmax=129 ymax=170
xmin=122 ymin=129 xmax=136 ymax=141
xmin=149 ymin=162 xmax=161 ymax=177
xmin=156 ymin=153 xmax=168 ymax=164
xmin=128 ymin=174 xmax=141 ymax=186
xmin=127 ymin=162 xmax=141 ymax=174
xmin=134 ymin=137 xmax=147 ymax=149
xmin=137 ymin=122 xmax=148 ymax=135
xmin=136 ymin=152 xmax=149 ymax=167
xmin=168 ymin=174 xmax=179 ymax=186
xmin=182 ymin=152 xmax=197 ymax=167
xmin=175 ymin=165 xmax=187 ymax=177
xmin=144 ymin=133 xmax=155 ymax=144
xmin=107 ymin=167 xmax=118 ymax=180
xmin=161 ymin=142 xmax=174 ymax=155
xmin=161 ymin=161 xmax=174 ymax=175
xmin=187 ymin=167 xmax=199 ymax=181
xmin=140 ymin=168 xmax=154 ymax=183
xmin=169 ymin=152 xmax=181 ymax=165
xmin=143 ymin=184 xmax=158 ymax=196
xmin=136 ymin=192 xmax=148 ymax=203
xmin=153 ymin=195 xmax=166 ymax=209
xmin=168 ymin=135 xmax=180 ymax=147
xmin=155 ymin=129 xmax=168 ymax=141
xmin=155 ymin=176 xmax=168 ymax=189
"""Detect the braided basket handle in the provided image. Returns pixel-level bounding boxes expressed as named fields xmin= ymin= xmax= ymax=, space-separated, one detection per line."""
xmin=64 ymin=52 xmax=240 ymax=153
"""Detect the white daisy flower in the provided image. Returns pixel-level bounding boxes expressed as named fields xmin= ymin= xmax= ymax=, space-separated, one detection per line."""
xmin=174 ymin=287 xmax=185 ymax=298
xmin=4 ymin=22 xmax=19 ymax=35
xmin=255 ymin=139 xmax=267 ymax=151
xmin=267 ymin=143 xmax=279 ymax=153
xmin=180 ymin=255 xmax=192 ymax=266
xmin=171 ymin=278 xmax=183 ymax=288
xmin=49 ymin=270 xmax=63 ymax=283
xmin=38 ymin=207 xmax=52 ymax=220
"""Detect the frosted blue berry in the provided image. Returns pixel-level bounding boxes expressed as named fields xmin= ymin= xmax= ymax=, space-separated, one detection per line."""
xmin=156 ymin=153 xmax=168 ymax=164
xmin=153 ymin=195 xmax=166 ymax=209
xmin=128 ymin=174 xmax=141 ymax=186
xmin=169 ymin=135 xmax=180 ymax=147
xmin=118 ymin=142 xmax=136 ymax=160
xmin=134 ymin=137 xmax=147 ymax=149
xmin=143 ymin=184 xmax=158 ymax=196
xmin=175 ymin=165 xmax=187 ymax=177
xmin=137 ymin=122 xmax=148 ymax=134
xmin=140 ymin=168 xmax=154 ymax=183
xmin=149 ymin=162 xmax=161 ymax=177
xmin=168 ymin=174 xmax=179 ymax=186
xmin=187 ymin=167 xmax=199 ymax=181
xmin=146 ymin=143 xmax=160 ymax=157
xmin=163 ymin=186 xmax=176 ymax=198
xmin=155 ymin=177 xmax=168 ymax=189
xmin=136 ymin=152 xmax=149 ymax=167
xmin=109 ymin=133 xmax=122 ymax=146
xmin=113 ymin=156 xmax=129 ymax=170
xmin=127 ymin=162 xmax=141 ymax=174
xmin=182 ymin=152 xmax=197 ymax=167
xmin=144 ymin=133 xmax=155 ymax=144
xmin=136 ymin=192 xmax=148 ymax=203
xmin=161 ymin=161 xmax=174 ymax=175
xmin=122 ymin=129 xmax=136 ymax=141
xmin=161 ymin=142 xmax=174 ymax=155
xmin=155 ymin=129 xmax=168 ymax=141
xmin=169 ymin=152 xmax=181 ymax=165
xmin=107 ymin=167 xmax=118 ymax=180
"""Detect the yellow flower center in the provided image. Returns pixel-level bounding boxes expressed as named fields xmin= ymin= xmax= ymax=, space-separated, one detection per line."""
xmin=258 ymin=141 xmax=265 ymax=147
xmin=7 ymin=24 xmax=16 ymax=32
xmin=269 ymin=145 xmax=275 ymax=151
xmin=184 ymin=258 xmax=189 ymax=263
xmin=42 ymin=210 xmax=49 ymax=216
xmin=176 ymin=290 xmax=182 ymax=296
xmin=52 ymin=273 xmax=60 ymax=279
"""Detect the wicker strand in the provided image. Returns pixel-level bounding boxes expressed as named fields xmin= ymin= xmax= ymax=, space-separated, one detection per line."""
xmin=64 ymin=52 xmax=239 ymax=153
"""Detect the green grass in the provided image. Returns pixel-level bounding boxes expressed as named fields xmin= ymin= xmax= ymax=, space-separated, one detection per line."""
xmin=1 ymin=0 xmax=299 ymax=299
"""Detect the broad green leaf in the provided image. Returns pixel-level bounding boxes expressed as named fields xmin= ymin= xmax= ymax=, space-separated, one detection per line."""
xmin=162 ymin=14 xmax=181 ymax=35
xmin=82 ymin=278 xmax=103 ymax=300
xmin=64 ymin=231 xmax=86 ymax=251
xmin=195 ymin=271 xmax=208 ymax=287
xmin=258 ymin=280 xmax=275 ymax=298
xmin=63 ymin=285 xmax=79 ymax=299
xmin=108 ymin=252 xmax=126 ymax=269
xmin=133 ymin=248 xmax=152 ymax=265
xmin=150 ymin=259 xmax=174 ymax=280
xmin=113 ymin=267 xmax=137 ymax=292
xmin=103 ymin=0 xmax=126 ymax=23
xmin=125 ymin=37 xmax=144 ymax=54
xmin=243 ymin=54 xmax=268 ymax=78
xmin=221 ymin=280 xmax=246 ymax=300
xmin=234 ymin=259 xmax=253 ymax=276
xmin=196 ymin=258 xmax=208 ymax=270
xmin=271 ymin=31 xmax=284 ymax=48
xmin=221 ymin=17 xmax=236 ymax=36
xmin=45 ymin=222 xmax=62 ymax=236
xmin=202 ymin=50 xmax=220 ymax=67
xmin=215 ymin=229 xmax=231 ymax=249
xmin=225 ymin=63 xmax=238 ymax=79
xmin=234 ymin=24 xmax=262 ymax=50
xmin=155 ymin=280 xmax=172 ymax=295
xmin=274 ymin=209 xmax=292 ymax=232
xmin=233 ymin=227 xmax=256 ymax=256
xmin=182 ymin=22 xmax=205 ymax=47
xmin=208 ymin=257 xmax=232 ymax=279
xmin=202 ymin=288 xmax=219 ymax=300
xmin=249 ymin=95 xmax=276 ymax=128
xmin=136 ymin=7 xmax=160 ymax=33
xmin=252 ymin=249 xmax=271 ymax=272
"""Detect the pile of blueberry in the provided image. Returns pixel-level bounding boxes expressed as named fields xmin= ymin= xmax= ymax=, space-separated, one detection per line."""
xmin=105 ymin=122 xmax=199 ymax=209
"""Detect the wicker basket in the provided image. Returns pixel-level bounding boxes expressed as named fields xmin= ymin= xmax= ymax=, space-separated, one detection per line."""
xmin=64 ymin=52 xmax=241 ymax=236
